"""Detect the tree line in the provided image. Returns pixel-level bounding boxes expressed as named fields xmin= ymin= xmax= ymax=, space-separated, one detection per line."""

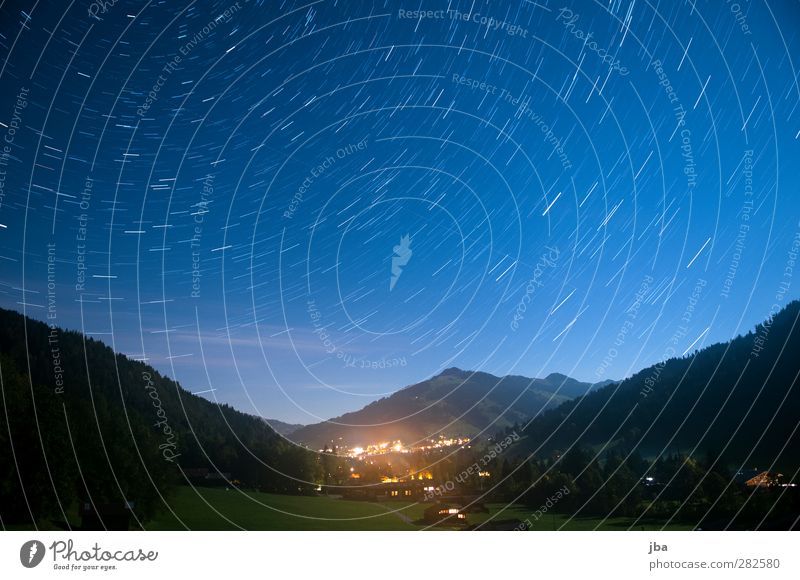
xmin=0 ymin=308 xmax=320 ymax=528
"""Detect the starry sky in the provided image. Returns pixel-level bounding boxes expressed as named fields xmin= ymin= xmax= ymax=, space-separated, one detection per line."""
xmin=0 ymin=0 xmax=798 ymax=424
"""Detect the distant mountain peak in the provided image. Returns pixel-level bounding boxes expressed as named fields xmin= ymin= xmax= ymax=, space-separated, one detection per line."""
xmin=262 ymin=418 xmax=305 ymax=437
xmin=290 ymin=367 xmax=597 ymax=448
xmin=438 ymin=367 xmax=467 ymax=377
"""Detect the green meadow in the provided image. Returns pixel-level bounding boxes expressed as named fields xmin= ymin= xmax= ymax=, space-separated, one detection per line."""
xmin=143 ymin=487 xmax=691 ymax=531
xmin=145 ymin=487 xmax=419 ymax=530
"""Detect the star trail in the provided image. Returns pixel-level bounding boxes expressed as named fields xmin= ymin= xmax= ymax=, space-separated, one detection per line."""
xmin=0 ymin=0 xmax=798 ymax=424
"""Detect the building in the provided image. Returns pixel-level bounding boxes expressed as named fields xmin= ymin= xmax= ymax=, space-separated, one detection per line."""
xmin=383 ymin=480 xmax=433 ymax=500
xmin=423 ymin=502 xmax=468 ymax=526
xmin=744 ymin=471 xmax=783 ymax=488
xmin=340 ymin=479 xmax=434 ymax=501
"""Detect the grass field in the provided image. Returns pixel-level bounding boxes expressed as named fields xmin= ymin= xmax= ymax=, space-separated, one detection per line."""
xmin=144 ymin=487 xmax=691 ymax=530
xmin=468 ymin=506 xmax=694 ymax=531
xmin=146 ymin=487 xmax=421 ymax=530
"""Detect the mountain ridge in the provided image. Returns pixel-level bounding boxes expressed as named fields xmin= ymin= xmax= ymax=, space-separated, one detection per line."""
xmin=263 ymin=418 xmax=305 ymax=436
xmin=514 ymin=300 xmax=800 ymax=468
xmin=290 ymin=367 xmax=612 ymax=449
xmin=0 ymin=307 xmax=320 ymax=525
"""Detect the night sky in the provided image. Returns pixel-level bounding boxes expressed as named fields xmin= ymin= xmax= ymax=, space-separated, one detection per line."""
xmin=0 ymin=0 xmax=798 ymax=424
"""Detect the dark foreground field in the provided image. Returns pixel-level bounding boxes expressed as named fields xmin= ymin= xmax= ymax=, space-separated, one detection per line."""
xmin=142 ymin=487 xmax=692 ymax=531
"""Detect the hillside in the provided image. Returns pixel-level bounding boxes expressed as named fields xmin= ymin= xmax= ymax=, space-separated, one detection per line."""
xmin=290 ymin=368 xmax=611 ymax=449
xmin=0 ymin=308 xmax=320 ymax=527
xmin=515 ymin=300 xmax=800 ymax=469
xmin=263 ymin=419 xmax=305 ymax=436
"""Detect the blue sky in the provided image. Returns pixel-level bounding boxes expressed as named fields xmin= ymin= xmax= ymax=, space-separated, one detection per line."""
xmin=0 ymin=0 xmax=798 ymax=423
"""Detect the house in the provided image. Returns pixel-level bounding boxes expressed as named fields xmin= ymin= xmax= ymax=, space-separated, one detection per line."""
xmin=339 ymin=472 xmax=438 ymax=501
xmin=383 ymin=480 xmax=432 ymax=500
xmin=423 ymin=502 xmax=468 ymax=526
xmin=744 ymin=471 xmax=783 ymax=488
xmin=434 ymin=493 xmax=487 ymax=513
